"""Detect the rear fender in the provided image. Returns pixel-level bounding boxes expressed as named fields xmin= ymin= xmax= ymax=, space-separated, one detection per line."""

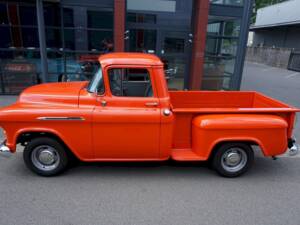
xmin=192 ymin=114 xmax=288 ymax=159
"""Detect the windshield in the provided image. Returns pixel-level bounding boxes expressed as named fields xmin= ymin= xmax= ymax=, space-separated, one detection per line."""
xmin=87 ymin=67 xmax=104 ymax=94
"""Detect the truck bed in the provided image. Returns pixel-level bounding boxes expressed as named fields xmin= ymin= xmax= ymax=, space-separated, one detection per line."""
xmin=169 ymin=91 xmax=299 ymax=113
xmin=169 ymin=91 xmax=299 ymax=150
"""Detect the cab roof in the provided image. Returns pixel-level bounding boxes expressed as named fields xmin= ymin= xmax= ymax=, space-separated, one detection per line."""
xmin=99 ymin=52 xmax=163 ymax=67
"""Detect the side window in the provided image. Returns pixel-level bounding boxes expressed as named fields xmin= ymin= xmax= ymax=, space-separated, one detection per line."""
xmin=88 ymin=67 xmax=105 ymax=95
xmin=108 ymin=68 xmax=153 ymax=97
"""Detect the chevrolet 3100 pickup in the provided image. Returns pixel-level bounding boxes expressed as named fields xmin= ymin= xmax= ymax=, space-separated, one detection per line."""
xmin=0 ymin=53 xmax=299 ymax=177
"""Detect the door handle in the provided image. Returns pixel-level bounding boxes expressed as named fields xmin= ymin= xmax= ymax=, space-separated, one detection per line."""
xmin=145 ymin=102 xmax=159 ymax=107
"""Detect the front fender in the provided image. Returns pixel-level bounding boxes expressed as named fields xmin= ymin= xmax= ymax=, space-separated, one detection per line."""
xmin=0 ymin=103 xmax=93 ymax=160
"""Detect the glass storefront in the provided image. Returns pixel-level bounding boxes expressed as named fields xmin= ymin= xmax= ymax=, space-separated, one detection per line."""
xmin=125 ymin=0 xmax=193 ymax=90
xmin=0 ymin=0 xmax=251 ymax=94
xmin=202 ymin=0 xmax=249 ymax=90
xmin=203 ymin=16 xmax=241 ymax=90
xmin=0 ymin=1 xmax=113 ymax=94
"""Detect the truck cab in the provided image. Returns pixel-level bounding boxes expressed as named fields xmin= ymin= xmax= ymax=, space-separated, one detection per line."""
xmin=0 ymin=53 xmax=299 ymax=177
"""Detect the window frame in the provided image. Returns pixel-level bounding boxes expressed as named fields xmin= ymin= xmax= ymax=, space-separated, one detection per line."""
xmin=105 ymin=65 xmax=157 ymax=98
xmin=87 ymin=65 xmax=105 ymax=96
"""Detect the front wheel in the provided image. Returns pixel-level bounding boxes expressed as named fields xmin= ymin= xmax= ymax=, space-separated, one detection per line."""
xmin=212 ymin=142 xmax=254 ymax=177
xmin=23 ymin=137 xmax=69 ymax=176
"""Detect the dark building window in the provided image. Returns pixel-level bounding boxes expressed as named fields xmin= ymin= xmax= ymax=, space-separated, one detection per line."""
xmin=63 ymin=8 xmax=74 ymax=27
xmin=0 ymin=3 xmax=9 ymax=24
xmin=0 ymin=27 xmax=11 ymax=48
xmin=46 ymin=28 xmax=61 ymax=49
xmin=87 ymin=10 xmax=113 ymax=29
xmin=127 ymin=13 xmax=156 ymax=24
xmin=43 ymin=4 xmax=61 ymax=27
xmin=21 ymin=28 xmax=39 ymax=48
xmin=19 ymin=5 xmax=37 ymax=26
xmin=87 ymin=10 xmax=114 ymax=51
xmin=88 ymin=30 xmax=113 ymax=51
xmin=64 ymin=29 xmax=75 ymax=50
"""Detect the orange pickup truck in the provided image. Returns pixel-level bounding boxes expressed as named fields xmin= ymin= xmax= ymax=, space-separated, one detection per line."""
xmin=0 ymin=53 xmax=299 ymax=177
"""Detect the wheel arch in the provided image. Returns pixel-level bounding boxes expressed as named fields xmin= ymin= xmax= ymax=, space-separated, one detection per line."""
xmin=16 ymin=128 xmax=79 ymax=160
xmin=208 ymin=137 xmax=265 ymax=160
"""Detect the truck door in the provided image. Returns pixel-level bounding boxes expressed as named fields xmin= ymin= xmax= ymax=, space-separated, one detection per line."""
xmin=92 ymin=66 xmax=161 ymax=159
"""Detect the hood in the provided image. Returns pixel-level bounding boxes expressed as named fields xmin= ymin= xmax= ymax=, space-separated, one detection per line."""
xmin=19 ymin=81 xmax=88 ymax=106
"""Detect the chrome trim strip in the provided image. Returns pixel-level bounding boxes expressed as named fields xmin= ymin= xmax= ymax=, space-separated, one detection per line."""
xmin=37 ymin=117 xmax=85 ymax=121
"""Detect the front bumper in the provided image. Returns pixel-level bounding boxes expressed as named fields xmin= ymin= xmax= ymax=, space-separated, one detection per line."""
xmin=0 ymin=140 xmax=12 ymax=158
xmin=288 ymin=138 xmax=299 ymax=156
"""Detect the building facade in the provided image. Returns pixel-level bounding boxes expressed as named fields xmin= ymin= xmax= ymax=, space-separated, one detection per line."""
xmin=0 ymin=0 xmax=252 ymax=94
xmin=251 ymin=0 xmax=300 ymax=49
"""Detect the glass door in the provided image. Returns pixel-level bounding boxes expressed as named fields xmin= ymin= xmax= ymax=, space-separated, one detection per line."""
xmin=158 ymin=31 xmax=191 ymax=90
xmin=125 ymin=28 xmax=157 ymax=54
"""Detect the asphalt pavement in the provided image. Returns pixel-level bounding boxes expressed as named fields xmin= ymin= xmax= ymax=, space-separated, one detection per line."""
xmin=0 ymin=62 xmax=300 ymax=225
xmin=241 ymin=62 xmax=300 ymax=141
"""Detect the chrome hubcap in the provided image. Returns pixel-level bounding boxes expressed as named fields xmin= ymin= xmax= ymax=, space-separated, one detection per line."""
xmin=31 ymin=145 xmax=60 ymax=171
xmin=225 ymin=152 xmax=241 ymax=166
xmin=38 ymin=150 xmax=55 ymax=165
xmin=221 ymin=148 xmax=247 ymax=173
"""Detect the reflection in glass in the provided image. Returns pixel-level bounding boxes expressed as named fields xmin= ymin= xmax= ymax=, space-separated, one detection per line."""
xmin=202 ymin=76 xmax=231 ymax=90
xmin=47 ymin=52 xmax=100 ymax=82
xmin=210 ymin=0 xmax=243 ymax=6
xmin=203 ymin=16 xmax=241 ymax=90
xmin=0 ymin=50 xmax=41 ymax=94
xmin=162 ymin=57 xmax=186 ymax=90
xmin=88 ymin=30 xmax=113 ymax=52
xmin=129 ymin=29 xmax=157 ymax=53
xmin=164 ymin=38 xmax=185 ymax=53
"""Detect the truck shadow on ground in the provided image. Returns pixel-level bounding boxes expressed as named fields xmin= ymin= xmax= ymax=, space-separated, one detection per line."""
xmin=63 ymin=158 xmax=299 ymax=182
xmin=6 ymin=153 xmax=299 ymax=181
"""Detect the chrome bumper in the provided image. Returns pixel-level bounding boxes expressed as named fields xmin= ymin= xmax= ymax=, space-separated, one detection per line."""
xmin=288 ymin=138 xmax=299 ymax=156
xmin=0 ymin=141 xmax=12 ymax=158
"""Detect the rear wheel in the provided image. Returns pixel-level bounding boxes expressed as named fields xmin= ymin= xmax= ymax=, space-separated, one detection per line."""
xmin=23 ymin=137 xmax=68 ymax=176
xmin=212 ymin=142 xmax=254 ymax=177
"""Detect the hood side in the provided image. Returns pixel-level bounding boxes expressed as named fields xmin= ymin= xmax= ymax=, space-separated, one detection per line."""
xmin=18 ymin=81 xmax=88 ymax=107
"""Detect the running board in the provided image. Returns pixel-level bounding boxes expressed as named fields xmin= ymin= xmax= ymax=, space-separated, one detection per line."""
xmin=171 ymin=149 xmax=205 ymax=161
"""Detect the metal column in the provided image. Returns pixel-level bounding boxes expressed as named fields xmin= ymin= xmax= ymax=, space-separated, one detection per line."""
xmin=189 ymin=0 xmax=210 ymax=90
xmin=231 ymin=0 xmax=254 ymax=90
xmin=114 ymin=0 xmax=126 ymax=52
xmin=36 ymin=0 xmax=48 ymax=83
